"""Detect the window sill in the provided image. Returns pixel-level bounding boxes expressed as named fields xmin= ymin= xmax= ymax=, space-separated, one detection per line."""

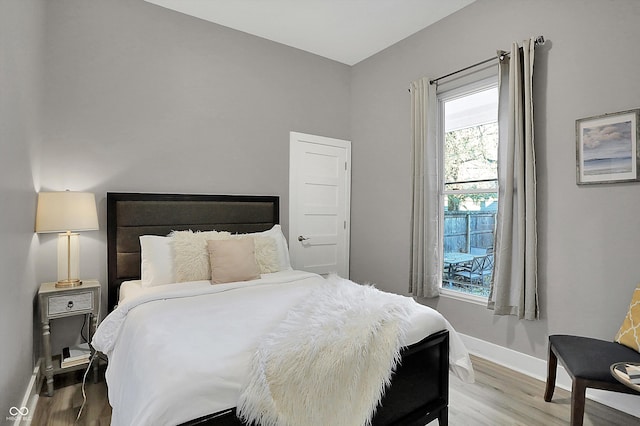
xmin=439 ymin=287 xmax=488 ymax=306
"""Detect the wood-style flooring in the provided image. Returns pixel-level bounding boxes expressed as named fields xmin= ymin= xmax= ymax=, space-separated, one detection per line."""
xmin=31 ymin=355 xmax=639 ymax=425
xmin=437 ymin=356 xmax=639 ymax=426
xmin=31 ymin=365 xmax=110 ymax=426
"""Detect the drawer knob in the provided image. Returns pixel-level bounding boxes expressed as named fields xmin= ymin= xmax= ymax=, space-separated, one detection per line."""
xmin=67 ymin=301 xmax=74 ymax=310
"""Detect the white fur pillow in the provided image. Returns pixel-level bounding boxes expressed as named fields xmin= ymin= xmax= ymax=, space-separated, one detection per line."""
xmin=252 ymin=236 xmax=279 ymax=273
xmin=170 ymin=230 xmax=231 ymax=282
xmin=233 ymin=225 xmax=291 ymax=271
xmin=258 ymin=225 xmax=291 ymax=271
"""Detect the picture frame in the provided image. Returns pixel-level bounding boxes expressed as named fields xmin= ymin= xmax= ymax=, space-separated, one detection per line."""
xmin=576 ymin=109 xmax=640 ymax=185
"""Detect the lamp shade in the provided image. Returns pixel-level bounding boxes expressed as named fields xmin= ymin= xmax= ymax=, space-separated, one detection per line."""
xmin=35 ymin=191 xmax=99 ymax=233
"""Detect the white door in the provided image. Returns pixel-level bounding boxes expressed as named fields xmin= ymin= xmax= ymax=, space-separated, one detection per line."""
xmin=289 ymin=132 xmax=351 ymax=277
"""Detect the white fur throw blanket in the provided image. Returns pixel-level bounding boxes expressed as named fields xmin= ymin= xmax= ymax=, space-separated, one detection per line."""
xmin=237 ymin=275 xmax=414 ymax=426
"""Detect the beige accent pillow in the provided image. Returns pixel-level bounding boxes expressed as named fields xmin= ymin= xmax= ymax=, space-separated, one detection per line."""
xmin=170 ymin=230 xmax=231 ymax=282
xmin=615 ymin=284 xmax=640 ymax=352
xmin=207 ymin=238 xmax=261 ymax=284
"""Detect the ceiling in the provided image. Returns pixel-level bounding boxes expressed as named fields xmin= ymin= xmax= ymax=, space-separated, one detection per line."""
xmin=144 ymin=0 xmax=476 ymax=65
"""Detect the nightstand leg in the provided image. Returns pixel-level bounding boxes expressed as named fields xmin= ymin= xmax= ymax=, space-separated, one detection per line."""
xmin=90 ymin=313 xmax=99 ymax=383
xmin=42 ymin=320 xmax=54 ymax=396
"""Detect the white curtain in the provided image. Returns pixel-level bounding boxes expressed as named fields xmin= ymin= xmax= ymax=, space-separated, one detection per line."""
xmin=488 ymin=38 xmax=539 ymax=319
xmin=409 ymin=77 xmax=440 ymax=298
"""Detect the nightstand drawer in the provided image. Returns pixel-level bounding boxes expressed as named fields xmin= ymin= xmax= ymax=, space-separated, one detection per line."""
xmin=48 ymin=291 xmax=93 ymax=315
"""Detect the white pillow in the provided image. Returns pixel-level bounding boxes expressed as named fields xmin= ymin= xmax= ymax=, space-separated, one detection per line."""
xmin=171 ymin=230 xmax=231 ymax=282
xmin=140 ymin=235 xmax=175 ymax=287
xmin=245 ymin=225 xmax=291 ymax=271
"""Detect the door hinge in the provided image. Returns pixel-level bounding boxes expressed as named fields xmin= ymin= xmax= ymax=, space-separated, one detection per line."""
xmin=344 ymin=220 xmax=346 ymax=229
xmin=345 ymin=162 xmax=347 ymax=171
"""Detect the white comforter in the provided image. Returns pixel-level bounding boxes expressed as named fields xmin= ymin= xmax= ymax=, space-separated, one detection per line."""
xmin=93 ymin=270 xmax=474 ymax=426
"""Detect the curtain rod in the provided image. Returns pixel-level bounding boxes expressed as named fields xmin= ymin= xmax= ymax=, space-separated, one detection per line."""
xmin=428 ymin=35 xmax=545 ymax=86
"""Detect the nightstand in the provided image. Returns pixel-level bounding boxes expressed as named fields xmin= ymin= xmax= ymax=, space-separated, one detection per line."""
xmin=38 ymin=280 xmax=101 ymax=396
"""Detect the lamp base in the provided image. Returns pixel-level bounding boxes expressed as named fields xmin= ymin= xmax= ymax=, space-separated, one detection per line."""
xmin=55 ymin=279 xmax=83 ymax=288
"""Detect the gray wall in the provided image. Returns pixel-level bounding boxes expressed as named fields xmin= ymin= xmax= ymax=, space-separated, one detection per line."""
xmin=350 ymin=0 xmax=640 ymax=359
xmin=1 ymin=0 xmax=351 ymax=405
xmin=0 ymin=0 xmax=44 ymax=419
xmin=36 ymin=0 xmax=351 ymax=354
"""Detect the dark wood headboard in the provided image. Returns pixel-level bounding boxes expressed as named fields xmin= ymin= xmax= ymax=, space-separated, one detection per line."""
xmin=106 ymin=192 xmax=280 ymax=311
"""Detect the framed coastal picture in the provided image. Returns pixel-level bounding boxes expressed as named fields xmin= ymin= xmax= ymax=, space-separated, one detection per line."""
xmin=576 ymin=109 xmax=640 ymax=185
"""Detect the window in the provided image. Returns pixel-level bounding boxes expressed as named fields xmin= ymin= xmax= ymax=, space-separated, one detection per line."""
xmin=438 ymin=77 xmax=498 ymax=300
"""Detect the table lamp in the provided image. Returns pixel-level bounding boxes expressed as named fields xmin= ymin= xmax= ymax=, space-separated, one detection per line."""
xmin=35 ymin=191 xmax=99 ymax=287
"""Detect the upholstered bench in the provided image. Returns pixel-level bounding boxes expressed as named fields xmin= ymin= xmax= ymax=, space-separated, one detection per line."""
xmin=544 ymin=334 xmax=640 ymax=426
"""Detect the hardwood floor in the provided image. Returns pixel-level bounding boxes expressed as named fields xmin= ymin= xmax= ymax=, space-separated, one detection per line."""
xmin=433 ymin=356 xmax=639 ymax=426
xmin=31 ymin=366 xmax=111 ymax=426
xmin=31 ymin=355 xmax=639 ymax=425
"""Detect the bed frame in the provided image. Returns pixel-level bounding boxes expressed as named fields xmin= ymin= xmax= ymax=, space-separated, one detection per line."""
xmin=106 ymin=192 xmax=450 ymax=426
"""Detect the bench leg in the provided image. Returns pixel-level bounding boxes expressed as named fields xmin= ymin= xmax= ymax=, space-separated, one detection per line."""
xmin=570 ymin=380 xmax=586 ymax=426
xmin=544 ymin=344 xmax=557 ymax=402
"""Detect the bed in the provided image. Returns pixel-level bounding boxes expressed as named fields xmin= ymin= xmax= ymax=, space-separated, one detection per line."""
xmin=95 ymin=192 xmax=473 ymax=426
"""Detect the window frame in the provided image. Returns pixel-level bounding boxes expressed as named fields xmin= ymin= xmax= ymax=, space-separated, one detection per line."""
xmin=436 ymin=74 xmax=499 ymax=303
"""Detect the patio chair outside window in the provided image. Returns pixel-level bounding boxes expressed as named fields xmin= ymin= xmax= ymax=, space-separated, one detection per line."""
xmin=455 ymin=254 xmax=493 ymax=285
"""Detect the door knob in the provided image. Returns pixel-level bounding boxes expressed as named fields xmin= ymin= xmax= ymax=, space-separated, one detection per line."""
xmin=298 ymin=235 xmax=310 ymax=242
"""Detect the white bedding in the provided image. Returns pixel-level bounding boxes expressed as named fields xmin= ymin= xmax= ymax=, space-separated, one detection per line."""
xmin=93 ymin=270 xmax=474 ymax=426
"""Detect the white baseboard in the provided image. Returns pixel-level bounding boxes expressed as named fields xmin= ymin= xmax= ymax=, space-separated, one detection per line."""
xmin=459 ymin=333 xmax=640 ymax=418
xmin=14 ymin=358 xmax=42 ymax=426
